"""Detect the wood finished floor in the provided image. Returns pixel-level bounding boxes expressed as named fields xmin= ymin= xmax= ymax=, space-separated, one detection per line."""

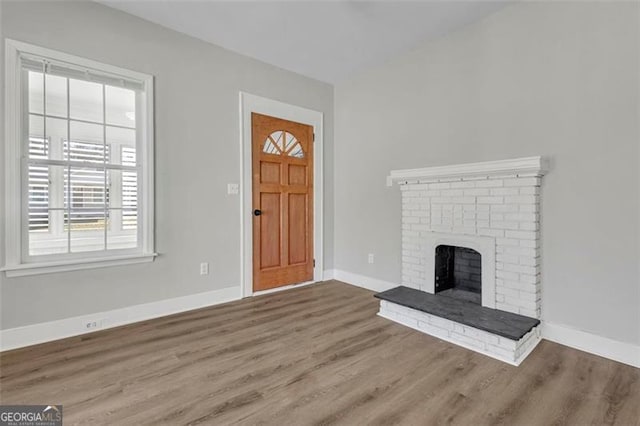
xmin=1 ymin=280 xmax=638 ymax=425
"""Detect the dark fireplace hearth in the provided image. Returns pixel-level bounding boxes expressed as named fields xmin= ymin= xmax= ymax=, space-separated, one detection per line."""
xmin=375 ymin=286 xmax=540 ymax=341
xmin=435 ymin=245 xmax=481 ymax=304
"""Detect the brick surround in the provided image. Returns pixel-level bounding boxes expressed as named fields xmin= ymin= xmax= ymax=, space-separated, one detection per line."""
xmin=400 ymin=174 xmax=543 ymax=317
xmin=383 ymin=157 xmax=548 ymax=364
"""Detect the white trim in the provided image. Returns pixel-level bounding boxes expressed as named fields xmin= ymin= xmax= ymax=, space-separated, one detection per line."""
xmin=140 ymin=72 xmax=155 ymax=256
xmin=542 ymin=322 xmax=640 ymax=368
xmin=239 ymin=92 xmax=324 ymax=298
xmin=422 ymin=233 xmax=496 ymax=309
xmin=1 ymin=253 xmax=158 ymax=277
xmin=5 ymin=39 xmax=22 ymax=268
xmin=323 ymin=269 xmax=335 ymax=280
xmin=387 ymin=156 xmax=548 ymax=186
xmin=334 ymin=269 xmax=396 ymax=293
xmin=0 ymin=285 xmax=240 ymax=352
xmin=3 ymin=39 xmax=155 ymax=274
xmin=7 ymin=39 xmax=151 ymax=82
xmin=251 ymin=279 xmax=320 ymax=297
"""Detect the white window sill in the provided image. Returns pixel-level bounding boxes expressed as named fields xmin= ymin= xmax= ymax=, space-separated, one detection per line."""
xmin=1 ymin=253 xmax=158 ymax=277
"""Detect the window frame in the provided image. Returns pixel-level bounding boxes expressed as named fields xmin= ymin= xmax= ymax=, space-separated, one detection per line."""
xmin=3 ymin=39 xmax=156 ymax=277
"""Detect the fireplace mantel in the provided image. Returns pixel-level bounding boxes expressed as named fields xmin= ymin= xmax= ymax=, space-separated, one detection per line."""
xmin=386 ymin=156 xmax=548 ymax=186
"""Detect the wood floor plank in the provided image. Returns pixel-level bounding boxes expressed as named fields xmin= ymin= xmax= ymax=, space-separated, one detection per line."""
xmin=1 ymin=280 xmax=638 ymax=425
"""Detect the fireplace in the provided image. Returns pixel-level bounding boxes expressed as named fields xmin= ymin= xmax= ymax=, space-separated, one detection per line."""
xmin=422 ymin=232 xmax=496 ymax=309
xmin=379 ymin=157 xmax=547 ymax=365
xmin=435 ymin=245 xmax=482 ymax=304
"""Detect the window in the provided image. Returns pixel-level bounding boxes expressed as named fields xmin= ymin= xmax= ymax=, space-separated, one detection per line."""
xmin=263 ymin=130 xmax=304 ymax=158
xmin=3 ymin=40 xmax=155 ymax=276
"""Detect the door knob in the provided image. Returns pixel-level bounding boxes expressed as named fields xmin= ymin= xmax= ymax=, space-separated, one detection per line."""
xmin=254 ymin=209 xmax=262 ymax=216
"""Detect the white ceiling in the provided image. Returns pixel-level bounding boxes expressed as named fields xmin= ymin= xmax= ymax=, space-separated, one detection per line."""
xmin=99 ymin=1 xmax=509 ymax=83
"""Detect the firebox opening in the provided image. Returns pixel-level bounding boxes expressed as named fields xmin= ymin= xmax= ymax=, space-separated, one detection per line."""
xmin=435 ymin=245 xmax=481 ymax=304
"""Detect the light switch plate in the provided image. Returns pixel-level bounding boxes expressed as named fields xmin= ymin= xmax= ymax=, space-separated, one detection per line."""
xmin=227 ymin=183 xmax=239 ymax=195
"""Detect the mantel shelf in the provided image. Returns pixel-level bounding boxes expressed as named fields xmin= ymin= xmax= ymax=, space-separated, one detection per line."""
xmin=386 ymin=156 xmax=548 ymax=186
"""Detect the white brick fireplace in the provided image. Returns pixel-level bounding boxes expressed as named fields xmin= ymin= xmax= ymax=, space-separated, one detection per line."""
xmin=379 ymin=157 xmax=548 ymax=365
xmin=390 ymin=156 xmax=547 ymax=318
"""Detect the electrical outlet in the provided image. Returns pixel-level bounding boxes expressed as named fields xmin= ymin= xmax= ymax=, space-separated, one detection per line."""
xmin=200 ymin=262 xmax=209 ymax=275
xmin=368 ymin=253 xmax=375 ymax=264
xmin=84 ymin=320 xmax=100 ymax=330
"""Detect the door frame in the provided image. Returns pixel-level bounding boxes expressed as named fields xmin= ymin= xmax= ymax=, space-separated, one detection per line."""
xmin=239 ymin=92 xmax=324 ymax=298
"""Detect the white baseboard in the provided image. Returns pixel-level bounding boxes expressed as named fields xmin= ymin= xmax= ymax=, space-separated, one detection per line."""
xmin=542 ymin=322 xmax=640 ymax=368
xmin=252 ymin=279 xmax=321 ymax=296
xmin=323 ymin=269 xmax=335 ymax=280
xmin=333 ymin=269 xmax=640 ymax=369
xmin=4 ymin=269 xmax=639 ymax=370
xmin=0 ymin=285 xmax=241 ymax=352
xmin=333 ymin=269 xmax=396 ymax=293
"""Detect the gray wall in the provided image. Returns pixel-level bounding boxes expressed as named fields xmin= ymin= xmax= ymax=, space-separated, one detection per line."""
xmin=2 ymin=0 xmax=638 ymax=349
xmin=0 ymin=0 xmax=334 ymax=329
xmin=334 ymin=2 xmax=640 ymax=345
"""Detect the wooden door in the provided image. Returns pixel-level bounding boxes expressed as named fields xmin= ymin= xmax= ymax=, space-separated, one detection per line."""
xmin=252 ymin=113 xmax=314 ymax=291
